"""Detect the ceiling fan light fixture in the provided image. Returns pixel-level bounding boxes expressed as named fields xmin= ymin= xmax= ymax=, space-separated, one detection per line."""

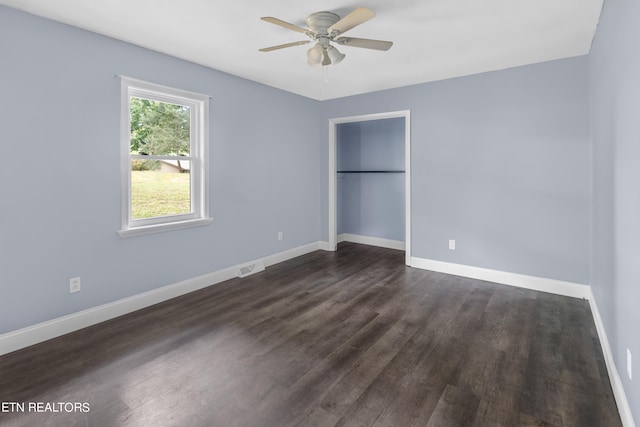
xmin=326 ymin=45 xmax=345 ymax=65
xmin=307 ymin=43 xmax=324 ymax=68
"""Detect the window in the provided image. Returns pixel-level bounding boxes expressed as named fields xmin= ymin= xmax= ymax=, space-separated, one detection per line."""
xmin=118 ymin=77 xmax=211 ymax=237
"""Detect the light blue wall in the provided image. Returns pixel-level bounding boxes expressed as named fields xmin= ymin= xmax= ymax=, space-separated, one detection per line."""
xmin=337 ymin=118 xmax=405 ymax=241
xmin=322 ymin=57 xmax=591 ymax=284
xmin=589 ymin=0 xmax=640 ymax=420
xmin=0 ymin=6 xmax=323 ymax=334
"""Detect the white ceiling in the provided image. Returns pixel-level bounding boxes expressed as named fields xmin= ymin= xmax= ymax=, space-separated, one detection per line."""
xmin=1 ymin=0 xmax=603 ymax=100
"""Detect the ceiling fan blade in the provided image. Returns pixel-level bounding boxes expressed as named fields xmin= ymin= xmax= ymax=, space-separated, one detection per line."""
xmin=335 ymin=37 xmax=393 ymax=51
xmin=327 ymin=7 xmax=376 ymax=36
xmin=261 ymin=17 xmax=308 ymax=34
xmin=259 ymin=40 xmax=310 ymax=52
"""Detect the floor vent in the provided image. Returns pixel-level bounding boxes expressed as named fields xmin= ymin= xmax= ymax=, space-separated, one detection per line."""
xmin=238 ymin=261 xmax=265 ymax=278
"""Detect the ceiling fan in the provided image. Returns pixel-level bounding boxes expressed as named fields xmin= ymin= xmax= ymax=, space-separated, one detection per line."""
xmin=259 ymin=7 xmax=393 ymax=68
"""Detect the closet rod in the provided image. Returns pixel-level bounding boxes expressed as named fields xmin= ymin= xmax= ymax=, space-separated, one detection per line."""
xmin=337 ymin=170 xmax=405 ymax=173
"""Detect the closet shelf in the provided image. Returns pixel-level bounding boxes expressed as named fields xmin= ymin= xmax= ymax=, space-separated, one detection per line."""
xmin=337 ymin=170 xmax=405 ymax=174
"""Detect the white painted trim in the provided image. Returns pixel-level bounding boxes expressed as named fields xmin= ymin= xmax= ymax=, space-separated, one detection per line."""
xmin=328 ymin=118 xmax=337 ymax=252
xmin=338 ymin=233 xmax=405 ymax=251
xmin=317 ymin=241 xmax=333 ymax=252
xmin=410 ymin=257 xmax=590 ymax=299
xmin=328 ymin=110 xmax=411 ymax=264
xmin=0 ymin=241 xmax=326 ymax=357
xmin=588 ymin=290 xmax=636 ymax=427
xmin=404 ymin=111 xmax=412 ymax=266
xmin=260 ymin=241 xmax=326 ymax=268
xmin=118 ymin=217 xmax=213 ymax=238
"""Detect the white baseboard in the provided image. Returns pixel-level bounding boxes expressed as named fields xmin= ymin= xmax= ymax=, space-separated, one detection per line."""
xmin=338 ymin=233 xmax=405 ymax=251
xmin=317 ymin=241 xmax=333 ymax=252
xmin=261 ymin=241 xmax=327 ymax=267
xmin=410 ymin=256 xmax=590 ymax=299
xmin=588 ymin=290 xmax=636 ymax=427
xmin=0 ymin=241 xmax=326 ymax=357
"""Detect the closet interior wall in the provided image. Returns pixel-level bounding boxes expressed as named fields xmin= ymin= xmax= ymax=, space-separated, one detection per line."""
xmin=336 ymin=117 xmax=406 ymax=247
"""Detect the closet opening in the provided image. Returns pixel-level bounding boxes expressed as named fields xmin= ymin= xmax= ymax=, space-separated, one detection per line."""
xmin=328 ymin=111 xmax=411 ymax=265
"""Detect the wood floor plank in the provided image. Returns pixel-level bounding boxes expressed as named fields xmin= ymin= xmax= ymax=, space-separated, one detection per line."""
xmin=426 ymin=384 xmax=481 ymax=427
xmin=0 ymin=243 xmax=622 ymax=427
xmin=317 ymin=318 xmax=419 ymax=418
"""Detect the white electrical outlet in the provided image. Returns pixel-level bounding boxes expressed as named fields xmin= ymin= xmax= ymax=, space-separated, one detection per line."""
xmin=449 ymin=239 xmax=456 ymax=250
xmin=278 ymin=231 xmax=283 ymax=241
xmin=627 ymin=348 xmax=632 ymax=380
xmin=69 ymin=277 xmax=81 ymax=293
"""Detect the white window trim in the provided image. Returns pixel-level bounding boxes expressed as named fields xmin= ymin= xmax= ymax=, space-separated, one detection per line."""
xmin=118 ymin=76 xmax=212 ymax=238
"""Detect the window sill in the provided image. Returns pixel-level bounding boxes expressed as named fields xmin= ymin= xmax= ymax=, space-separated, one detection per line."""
xmin=118 ymin=218 xmax=213 ymax=238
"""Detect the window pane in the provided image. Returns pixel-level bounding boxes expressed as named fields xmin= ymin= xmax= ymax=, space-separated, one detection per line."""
xmin=130 ymin=96 xmax=190 ymax=156
xmin=131 ymin=161 xmax=191 ymax=219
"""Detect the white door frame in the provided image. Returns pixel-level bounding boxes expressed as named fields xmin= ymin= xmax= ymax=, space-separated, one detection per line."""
xmin=328 ymin=110 xmax=411 ymax=265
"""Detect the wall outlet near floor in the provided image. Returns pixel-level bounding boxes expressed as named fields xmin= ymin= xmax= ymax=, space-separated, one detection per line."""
xmin=449 ymin=239 xmax=456 ymax=250
xmin=627 ymin=348 xmax=632 ymax=380
xmin=69 ymin=277 xmax=81 ymax=293
xmin=278 ymin=231 xmax=283 ymax=241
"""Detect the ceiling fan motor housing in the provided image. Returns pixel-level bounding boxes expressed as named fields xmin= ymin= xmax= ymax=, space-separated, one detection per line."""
xmin=306 ymin=11 xmax=340 ymax=38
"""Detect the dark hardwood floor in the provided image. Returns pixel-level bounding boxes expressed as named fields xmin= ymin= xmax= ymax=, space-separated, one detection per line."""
xmin=0 ymin=243 xmax=621 ymax=426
